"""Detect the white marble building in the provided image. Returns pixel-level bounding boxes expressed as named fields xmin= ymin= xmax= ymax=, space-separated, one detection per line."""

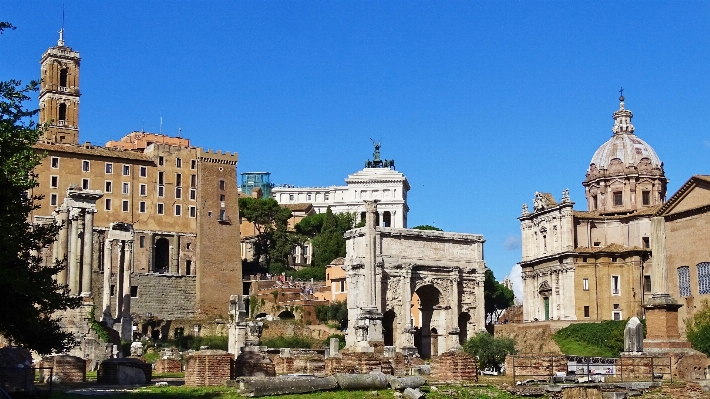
xmin=272 ymin=165 xmax=410 ymax=228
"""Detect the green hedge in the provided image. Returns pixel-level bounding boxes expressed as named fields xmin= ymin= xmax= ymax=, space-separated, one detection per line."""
xmin=261 ymin=335 xmax=317 ymax=349
xmin=553 ymin=320 xmax=645 ymax=357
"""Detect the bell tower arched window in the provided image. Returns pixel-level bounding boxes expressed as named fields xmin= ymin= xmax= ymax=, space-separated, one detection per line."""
xmin=59 ymin=68 xmax=68 ymax=88
xmin=58 ymin=103 xmax=67 ymax=122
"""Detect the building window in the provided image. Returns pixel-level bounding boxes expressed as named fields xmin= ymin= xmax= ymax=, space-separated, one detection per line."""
xmin=191 ymin=159 xmax=196 ymax=169
xmin=611 ymin=275 xmax=620 ymax=295
xmin=138 ymin=236 xmax=145 ymax=248
xmin=612 ymin=310 xmax=622 ymax=321
xmin=139 ymin=201 xmax=146 ymax=213
xmin=176 ymin=158 xmax=182 ymax=168
xmin=51 ymin=157 xmax=59 ymax=169
xmin=325 ymin=193 xmax=330 ymax=201
xmin=140 ymin=166 xmax=147 ymax=177
xmin=613 ymin=192 xmax=623 ymax=206
xmin=157 ymin=203 xmax=164 ymax=215
xmin=105 ymin=198 xmax=112 ymax=211
xmin=176 ymin=173 xmax=182 ymax=186
xmin=158 ymin=156 xmax=164 ymax=166
xmin=582 ymin=278 xmax=589 ymax=291
xmin=303 ymin=246 xmax=309 ymax=256
xmin=50 ymin=175 xmax=58 ymax=188
xmin=612 ymin=257 xmax=617 ymax=262
xmin=105 ymin=162 xmax=113 ymax=174
xmin=593 ymin=195 xmax=598 ymax=210
xmin=59 ymin=68 xmax=68 ymax=87
xmin=644 ymin=275 xmax=652 ymax=293
xmin=219 ymin=180 xmax=225 ymax=190
xmin=340 ymin=280 xmax=345 ymax=292
xmin=122 ymin=165 xmax=130 ymax=176
xmin=122 ymin=200 xmax=129 ymax=212
xmin=130 ymin=286 xmax=138 ymax=298
xmin=220 ymin=194 xmax=225 ymax=202
xmin=583 ymin=306 xmax=590 ymax=318
xmin=593 ymin=241 xmax=601 ymax=247
xmin=219 ymin=209 xmax=226 ymax=220
xmin=678 ymin=266 xmax=691 ymax=297
xmin=642 ymin=237 xmax=650 ymax=248
xmin=105 ymin=181 xmax=112 ymax=193
xmin=642 ymin=190 xmax=650 ymax=206
xmin=307 ymin=193 xmax=312 ymax=201
xmin=110 ymin=285 xmax=115 ymax=296
xmin=189 ymin=206 xmax=196 ymax=218
xmin=82 ymin=178 xmax=89 ymax=190
xmin=139 ymin=184 xmax=147 ymax=196
xmin=58 ymin=103 xmax=67 ymax=122
xmin=50 ymin=193 xmax=57 ymax=206
xmin=176 ymin=187 xmax=182 ymax=199
xmin=190 ymin=174 xmax=196 ymax=188
xmin=190 ymin=189 xmax=196 ymax=200
xmin=122 ymin=182 xmax=130 ymax=195
xmin=158 ymin=171 xmax=164 ymax=185
xmin=186 ymin=260 xmax=192 ymax=275
xmin=289 ymin=194 xmax=294 ymax=201
xmin=158 ymin=185 xmax=165 ymax=197
xmin=698 ymin=262 xmax=710 ymax=295
xmin=82 ymin=160 xmax=90 ymax=172
xmin=175 ymin=204 xmax=182 ymax=216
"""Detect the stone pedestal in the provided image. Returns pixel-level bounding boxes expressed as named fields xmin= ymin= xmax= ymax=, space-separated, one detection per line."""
xmin=643 ymin=294 xmax=689 ymax=349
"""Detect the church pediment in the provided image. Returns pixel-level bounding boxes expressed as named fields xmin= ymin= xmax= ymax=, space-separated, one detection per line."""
xmin=656 ymin=175 xmax=710 ymax=217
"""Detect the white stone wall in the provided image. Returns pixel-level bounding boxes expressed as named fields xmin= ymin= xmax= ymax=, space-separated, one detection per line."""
xmin=272 ymin=167 xmax=410 ymax=228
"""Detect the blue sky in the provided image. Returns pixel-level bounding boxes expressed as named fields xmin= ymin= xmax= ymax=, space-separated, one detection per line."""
xmin=3 ymin=2 xmax=710 ymax=288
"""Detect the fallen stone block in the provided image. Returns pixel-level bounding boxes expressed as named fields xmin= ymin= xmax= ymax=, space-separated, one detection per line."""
xmin=403 ymin=387 xmax=425 ymax=399
xmin=386 ymin=375 xmax=426 ymax=390
xmin=335 ymin=371 xmax=388 ymax=390
xmin=231 ymin=375 xmax=338 ymax=397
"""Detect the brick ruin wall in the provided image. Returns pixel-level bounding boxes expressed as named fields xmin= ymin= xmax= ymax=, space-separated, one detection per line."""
xmin=430 ymin=351 xmax=478 ymax=383
xmin=38 ymin=355 xmax=86 ymax=383
xmin=184 ymin=350 xmax=233 ymax=386
xmin=154 ymin=359 xmax=182 ymax=374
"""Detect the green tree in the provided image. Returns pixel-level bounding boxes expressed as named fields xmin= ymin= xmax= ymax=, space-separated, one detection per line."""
xmin=0 ymin=26 xmax=82 ymax=353
xmin=685 ymin=299 xmax=710 ymax=356
xmin=484 ymin=269 xmax=514 ymax=324
xmin=238 ymin=197 xmax=292 ymax=270
xmin=312 ymin=207 xmax=346 ymax=269
xmin=412 ymin=225 xmax=443 ymax=231
xmin=463 ymin=331 xmax=517 ymax=372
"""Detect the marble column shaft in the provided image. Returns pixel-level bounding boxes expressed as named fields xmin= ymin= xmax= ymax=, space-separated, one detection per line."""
xmin=102 ymin=238 xmax=113 ymax=321
xmin=651 ymin=216 xmax=668 ymax=295
xmin=68 ymin=212 xmax=80 ymax=295
xmin=81 ymin=210 xmax=95 ymax=296
xmin=122 ymin=241 xmax=133 ymax=317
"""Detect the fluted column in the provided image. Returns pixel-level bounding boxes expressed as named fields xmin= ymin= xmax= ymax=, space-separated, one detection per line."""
xmin=67 ymin=210 xmax=80 ymax=295
xmin=102 ymin=238 xmax=113 ymax=322
xmin=81 ymin=209 xmax=95 ymax=296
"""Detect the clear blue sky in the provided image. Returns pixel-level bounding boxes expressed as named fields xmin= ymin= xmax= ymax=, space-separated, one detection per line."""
xmin=3 ymin=2 xmax=710 ymax=284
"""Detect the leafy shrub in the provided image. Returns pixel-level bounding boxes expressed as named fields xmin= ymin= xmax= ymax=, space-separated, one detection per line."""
xmin=288 ymin=266 xmax=327 ymax=281
xmin=314 ymin=301 xmax=348 ymax=328
xmin=686 ymin=299 xmax=710 ymax=356
xmin=463 ymin=332 xmax=517 ymax=371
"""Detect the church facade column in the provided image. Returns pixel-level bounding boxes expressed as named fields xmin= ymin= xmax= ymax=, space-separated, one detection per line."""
xmin=67 ymin=209 xmax=80 ymax=295
xmin=102 ymin=238 xmax=113 ymax=322
xmin=81 ymin=209 xmax=95 ymax=296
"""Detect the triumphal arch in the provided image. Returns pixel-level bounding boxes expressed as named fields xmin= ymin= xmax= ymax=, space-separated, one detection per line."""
xmin=344 ymin=201 xmax=487 ymax=357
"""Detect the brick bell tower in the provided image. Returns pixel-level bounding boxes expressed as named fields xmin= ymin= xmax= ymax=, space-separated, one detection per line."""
xmin=39 ymin=28 xmax=81 ymax=144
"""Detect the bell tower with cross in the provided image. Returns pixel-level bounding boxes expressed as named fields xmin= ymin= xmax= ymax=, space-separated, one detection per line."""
xmin=38 ymin=28 xmax=81 ymax=144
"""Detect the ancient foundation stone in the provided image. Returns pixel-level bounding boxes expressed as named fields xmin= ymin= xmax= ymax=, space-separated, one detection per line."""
xmin=325 ymin=351 xmax=393 ymax=375
xmin=97 ymin=358 xmax=151 ymax=385
xmin=39 ymin=355 xmax=86 ymax=383
xmin=430 ymin=351 xmax=478 ymax=383
xmin=184 ymin=349 xmax=233 ymax=386
xmin=235 ymin=351 xmax=275 ymax=377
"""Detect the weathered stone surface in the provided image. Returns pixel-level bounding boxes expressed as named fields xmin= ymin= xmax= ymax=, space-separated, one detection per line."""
xmin=386 ymin=375 xmax=426 ymax=390
xmin=98 ymin=358 xmax=152 ymax=385
xmin=326 ymin=351 xmax=394 ymax=375
xmin=39 ymin=355 xmax=86 ymax=383
xmin=154 ymin=358 xmax=182 ymax=374
xmin=335 ymin=371 xmax=388 ymax=390
xmin=403 ymin=387 xmax=425 ymax=399
xmin=236 ymin=351 xmax=275 ymax=377
xmin=229 ymin=375 xmax=338 ymax=397
xmin=623 ymin=317 xmax=643 ymax=353
xmin=430 ymin=351 xmax=478 ymax=382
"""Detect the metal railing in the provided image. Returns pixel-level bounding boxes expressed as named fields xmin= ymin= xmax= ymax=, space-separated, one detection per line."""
xmin=510 ymin=355 xmax=671 ymax=384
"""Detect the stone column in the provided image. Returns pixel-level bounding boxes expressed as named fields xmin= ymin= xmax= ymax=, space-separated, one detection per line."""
xmin=364 ymin=201 xmax=378 ymax=308
xmin=55 ymin=208 xmax=69 ymax=285
xmin=102 ymin=238 xmax=113 ymax=322
xmin=81 ymin=209 xmax=95 ymax=296
xmin=67 ymin=210 xmax=80 ymax=295
xmin=120 ymin=241 xmax=133 ymax=340
xmin=169 ymin=235 xmax=179 ymax=274
xmin=650 ymin=217 xmax=668 ymax=295
xmin=450 ymin=272 xmax=461 ymax=349
xmin=116 ymin=241 xmax=123 ymax=320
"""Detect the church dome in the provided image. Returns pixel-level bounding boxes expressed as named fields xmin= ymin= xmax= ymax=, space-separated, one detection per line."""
xmin=588 ymin=97 xmax=662 ymax=172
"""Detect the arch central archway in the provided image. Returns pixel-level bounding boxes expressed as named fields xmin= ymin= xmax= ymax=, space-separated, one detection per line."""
xmin=414 ymin=284 xmax=443 ymax=358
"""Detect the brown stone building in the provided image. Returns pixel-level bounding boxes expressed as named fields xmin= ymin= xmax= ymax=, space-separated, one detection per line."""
xmin=652 ymin=175 xmax=710 ymax=334
xmin=31 ymin=33 xmax=242 ymax=342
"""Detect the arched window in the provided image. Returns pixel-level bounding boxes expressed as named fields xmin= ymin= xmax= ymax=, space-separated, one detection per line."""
xmin=678 ymin=266 xmax=690 ymax=297
xmin=59 ymin=68 xmax=68 ymax=88
xmin=698 ymin=262 xmax=710 ymax=295
xmin=58 ymin=103 xmax=67 ymax=122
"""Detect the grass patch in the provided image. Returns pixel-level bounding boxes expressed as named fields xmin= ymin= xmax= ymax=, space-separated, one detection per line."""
xmin=552 ymin=335 xmax=617 ymax=357
xmin=153 ymin=372 xmax=185 ymax=379
xmin=553 ymin=319 xmax=645 ymax=357
xmin=261 ymin=335 xmax=318 ymax=349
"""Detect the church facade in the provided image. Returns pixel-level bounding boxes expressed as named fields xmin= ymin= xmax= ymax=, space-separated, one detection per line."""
xmin=519 ymin=95 xmax=667 ymax=322
xmin=31 ymin=32 xmax=242 ymax=345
